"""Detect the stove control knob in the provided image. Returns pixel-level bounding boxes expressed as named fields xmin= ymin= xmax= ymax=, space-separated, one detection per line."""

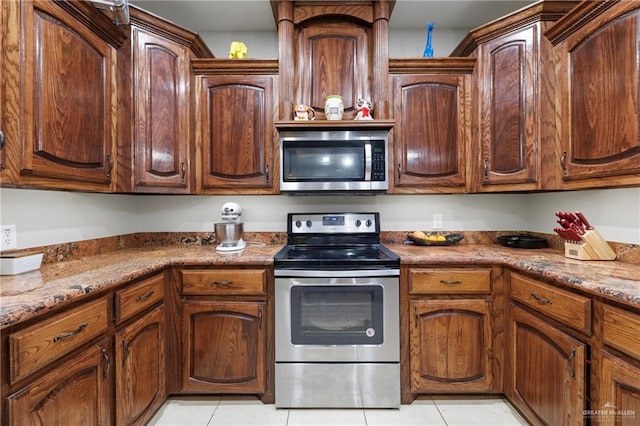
xmin=306 ymin=220 xmax=313 ymax=228
xmin=295 ymin=220 xmax=302 ymax=228
xmin=366 ymin=219 xmax=373 ymax=228
xmin=355 ymin=220 xmax=362 ymax=227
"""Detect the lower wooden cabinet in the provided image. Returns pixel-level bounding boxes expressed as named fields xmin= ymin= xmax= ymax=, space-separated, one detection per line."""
xmin=410 ymin=299 xmax=493 ymax=392
xmin=597 ymin=351 xmax=640 ymax=426
xmin=507 ymin=304 xmax=586 ymax=425
xmin=7 ymin=340 xmax=112 ymax=426
xmin=115 ymin=304 xmax=166 ymax=426
xmin=182 ymin=300 xmax=266 ymax=393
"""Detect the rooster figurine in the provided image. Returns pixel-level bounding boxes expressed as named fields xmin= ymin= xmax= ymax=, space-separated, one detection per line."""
xmin=355 ymin=98 xmax=373 ymax=120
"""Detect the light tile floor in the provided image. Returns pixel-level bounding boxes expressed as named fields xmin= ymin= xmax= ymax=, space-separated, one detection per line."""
xmin=147 ymin=395 xmax=529 ymax=426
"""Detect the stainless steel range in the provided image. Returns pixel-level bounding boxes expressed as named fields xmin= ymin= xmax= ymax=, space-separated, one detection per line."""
xmin=273 ymin=212 xmax=400 ymax=408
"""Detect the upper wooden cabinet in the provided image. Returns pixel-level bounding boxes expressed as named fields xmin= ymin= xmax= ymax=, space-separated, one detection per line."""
xmin=193 ymin=60 xmax=278 ymax=194
xmin=2 ymin=0 xmax=125 ymax=191
xmin=452 ymin=1 xmax=580 ymax=192
xmin=116 ymin=7 xmax=211 ymax=194
xmin=546 ymin=1 xmax=640 ymax=189
xmin=389 ymin=59 xmax=475 ymax=193
xmin=272 ymin=0 xmax=393 ymax=120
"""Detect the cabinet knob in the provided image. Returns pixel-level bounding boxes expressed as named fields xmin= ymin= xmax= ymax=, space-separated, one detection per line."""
xmin=483 ymin=159 xmax=489 ymax=181
xmin=101 ymin=349 xmax=110 ymax=381
xmin=181 ymin=162 xmax=186 ymax=181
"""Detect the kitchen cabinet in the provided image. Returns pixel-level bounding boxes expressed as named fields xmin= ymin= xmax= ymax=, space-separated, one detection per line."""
xmin=546 ymin=1 xmax=640 ymax=189
xmin=115 ymin=305 xmax=165 ymax=426
xmin=389 ymin=59 xmax=474 ymax=193
xmin=179 ymin=268 xmax=270 ymax=396
xmin=506 ymin=272 xmax=588 ymax=425
xmin=193 ymin=60 xmax=278 ymax=194
xmin=273 ymin=1 xmax=392 ymax=120
xmin=452 ymin=2 xmax=579 ymax=191
xmin=7 ymin=339 xmax=112 ymax=426
xmin=116 ymin=7 xmax=212 ymax=193
xmin=114 ymin=273 xmax=166 ymax=426
xmin=591 ymin=303 xmax=640 ymax=425
xmin=3 ymin=0 xmax=125 ymax=191
xmin=407 ymin=268 xmax=495 ymax=394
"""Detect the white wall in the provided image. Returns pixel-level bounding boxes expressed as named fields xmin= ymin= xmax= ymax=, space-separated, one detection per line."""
xmin=2 ymin=187 xmax=639 ymax=250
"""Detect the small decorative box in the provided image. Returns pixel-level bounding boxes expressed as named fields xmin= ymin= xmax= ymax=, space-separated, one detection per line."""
xmin=0 ymin=251 xmax=43 ymax=275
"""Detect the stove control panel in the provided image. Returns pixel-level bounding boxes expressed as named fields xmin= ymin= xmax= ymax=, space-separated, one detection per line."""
xmin=289 ymin=213 xmax=379 ymax=234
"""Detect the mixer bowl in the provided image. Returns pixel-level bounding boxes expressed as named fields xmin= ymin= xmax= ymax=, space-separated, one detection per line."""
xmin=214 ymin=222 xmax=244 ymax=246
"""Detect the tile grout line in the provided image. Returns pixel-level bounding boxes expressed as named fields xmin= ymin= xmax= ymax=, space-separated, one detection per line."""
xmin=206 ymin=397 xmax=222 ymax=426
xmin=432 ymin=398 xmax=450 ymax=426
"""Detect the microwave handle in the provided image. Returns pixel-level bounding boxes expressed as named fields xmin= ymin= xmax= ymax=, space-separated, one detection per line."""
xmin=364 ymin=143 xmax=372 ymax=181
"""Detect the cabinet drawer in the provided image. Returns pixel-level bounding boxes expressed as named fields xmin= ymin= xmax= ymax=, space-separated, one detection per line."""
xmin=9 ymin=297 xmax=109 ymax=384
xmin=603 ymin=304 xmax=640 ymax=361
xmin=181 ymin=269 xmax=266 ymax=296
xmin=409 ymin=268 xmax=491 ymax=294
xmin=114 ymin=273 xmax=165 ymax=324
xmin=510 ymin=272 xmax=591 ymax=334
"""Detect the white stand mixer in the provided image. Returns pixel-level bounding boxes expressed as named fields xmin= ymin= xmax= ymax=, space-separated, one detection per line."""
xmin=215 ymin=202 xmax=246 ymax=252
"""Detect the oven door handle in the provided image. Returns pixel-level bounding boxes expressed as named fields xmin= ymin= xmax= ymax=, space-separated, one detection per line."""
xmin=364 ymin=143 xmax=372 ymax=181
xmin=274 ymin=269 xmax=399 ymax=278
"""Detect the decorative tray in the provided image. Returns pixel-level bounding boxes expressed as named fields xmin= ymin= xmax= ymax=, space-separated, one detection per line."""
xmin=405 ymin=233 xmax=464 ymax=246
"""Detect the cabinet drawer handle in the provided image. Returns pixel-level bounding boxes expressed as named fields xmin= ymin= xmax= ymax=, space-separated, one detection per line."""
xmin=258 ymin=308 xmax=263 ymax=329
xmin=181 ymin=162 xmax=186 ymax=181
xmin=397 ymin=163 xmax=402 ymax=180
xmin=53 ymin=322 xmax=88 ymax=342
xmin=560 ymin=151 xmax=567 ymax=175
xmin=483 ymin=159 xmax=489 ymax=180
xmin=566 ymin=347 xmax=576 ymax=378
xmin=135 ymin=290 xmax=154 ymax=302
xmin=440 ymin=279 xmax=462 ymax=286
xmin=529 ymin=292 xmax=553 ymax=305
xmin=0 ymin=129 xmax=5 ymax=150
xmin=265 ymin=165 xmax=269 ymax=182
xmin=211 ymin=280 xmax=232 ymax=288
xmin=106 ymin=154 xmax=113 ymax=178
xmin=101 ymin=349 xmax=110 ymax=381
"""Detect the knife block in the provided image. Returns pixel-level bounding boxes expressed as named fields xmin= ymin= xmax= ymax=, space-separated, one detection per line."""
xmin=564 ymin=229 xmax=616 ymax=260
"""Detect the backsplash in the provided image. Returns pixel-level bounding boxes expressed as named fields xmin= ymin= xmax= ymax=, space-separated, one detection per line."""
xmin=9 ymin=231 xmax=639 ymax=266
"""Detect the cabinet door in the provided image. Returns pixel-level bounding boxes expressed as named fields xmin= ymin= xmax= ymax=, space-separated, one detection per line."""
xmin=297 ymin=22 xmax=369 ymax=119
xmin=507 ymin=305 xmax=586 ymax=425
xmin=115 ymin=304 xmax=166 ymax=426
xmin=182 ymin=300 xmax=265 ymax=393
xmin=410 ymin=299 xmax=493 ymax=392
xmin=557 ymin=7 xmax=640 ymax=187
xmin=132 ymin=29 xmax=191 ymax=192
xmin=17 ymin=0 xmax=119 ymax=190
xmin=198 ymin=74 xmax=276 ymax=193
xmin=598 ymin=351 xmax=640 ymax=426
xmin=7 ymin=340 xmax=111 ymax=426
xmin=392 ymin=74 xmax=469 ymax=192
xmin=478 ymin=25 xmax=538 ymax=190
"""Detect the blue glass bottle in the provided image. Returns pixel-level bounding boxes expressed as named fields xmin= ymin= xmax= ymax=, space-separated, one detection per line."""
xmin=423 ymin=22 xmax=434 ymax=57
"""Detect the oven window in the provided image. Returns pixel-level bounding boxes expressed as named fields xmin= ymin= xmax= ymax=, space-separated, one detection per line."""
xmin=283 ymin=142 xmax=365 ymax=181
xmin=290 ymin=285 xmax=383 ymax=345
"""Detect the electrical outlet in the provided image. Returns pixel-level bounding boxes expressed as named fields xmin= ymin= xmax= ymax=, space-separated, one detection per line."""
xmin=432 ymin=214 xmax=443 ymax=230
xmin=1 ymin=225 xmax=17 ymax=251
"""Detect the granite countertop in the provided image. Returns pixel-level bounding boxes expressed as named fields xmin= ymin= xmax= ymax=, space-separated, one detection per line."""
xmin=1 ymin=243 xmax=639 ymax=330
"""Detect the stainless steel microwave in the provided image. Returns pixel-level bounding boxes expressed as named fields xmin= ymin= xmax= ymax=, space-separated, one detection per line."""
xmin=279 ymin=129 xmax=389 ymax=193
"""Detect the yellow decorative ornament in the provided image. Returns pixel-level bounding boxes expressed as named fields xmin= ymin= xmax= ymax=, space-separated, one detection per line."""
xmin=229 ymin=41 xmax=247 ymax=59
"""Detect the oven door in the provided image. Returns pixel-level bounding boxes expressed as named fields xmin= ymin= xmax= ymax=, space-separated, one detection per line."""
xmin=275 ymin=274 xmax=399 ymax=363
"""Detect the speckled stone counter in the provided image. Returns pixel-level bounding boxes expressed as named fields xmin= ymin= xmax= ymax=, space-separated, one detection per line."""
xmin=0 ymin=244 xmax=283 ymax=329
xmin=387 ymin=243 xmax=640 ymax=307
xmin=1 ymin=243 xmax=639 ymax=330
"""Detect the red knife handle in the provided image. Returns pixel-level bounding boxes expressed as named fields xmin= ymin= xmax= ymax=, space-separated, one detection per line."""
xmin=575 ymin=211 xmax=594 ymax=229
